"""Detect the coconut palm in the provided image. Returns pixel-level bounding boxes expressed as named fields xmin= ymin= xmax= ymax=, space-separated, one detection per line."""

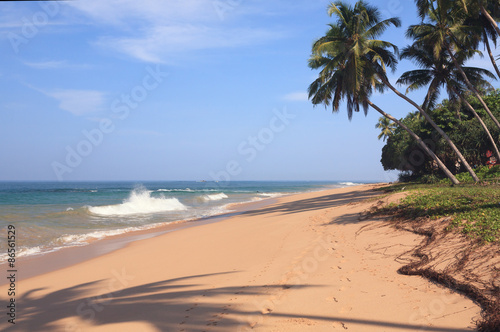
xmin=460 ymin=1 xmax=500 ymax=79
xmin=411 ymin=0 xmax=500 ymax=132
xmin=375 ymin=117 xmax=397 ymax=141
xmin=481 ymin=20 xmax=500 ymax=79
xmin=308 ymin=1 xmax=460 ymax=184
xmin=363 ymin=4 xmax=481 ymax=181
xmin=397 ymin=42 xmax=500 ymax=160
xmin=465 ymin=0 xmax=500 ymax=37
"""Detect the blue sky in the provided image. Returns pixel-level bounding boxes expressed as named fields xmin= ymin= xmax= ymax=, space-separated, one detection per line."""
xmin=0 ymin=0 xmax=497 ymax=182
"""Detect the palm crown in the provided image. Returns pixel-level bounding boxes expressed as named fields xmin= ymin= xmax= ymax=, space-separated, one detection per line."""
xmin=308 ymin=1 xmax=400 ymax=119
xmin=397 ymin=42 xmax=494 ymax=111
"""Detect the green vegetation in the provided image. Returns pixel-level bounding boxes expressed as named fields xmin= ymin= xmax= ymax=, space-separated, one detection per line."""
xmin=308 ymin=2 xmax=500 ymax=328
xmin=381 ymin=90 xmax=500 ymax=181
xmin=377 ymin=183 xmax=500 ymax=243
xmin=308 ymin=0 xmax=500 ymax=185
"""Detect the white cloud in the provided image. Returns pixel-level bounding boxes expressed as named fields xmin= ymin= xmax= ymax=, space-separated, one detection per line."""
xmin=67 ymin=0 xmax=285 ymax=63
xmin=283 ymin=91 xmax=309 ymax=102
xmin=67 ymin=0 xmax=216 ymax=26
xmin=23 ymin=60 xmax=92 ymax=70
xmin=45 ymin=89 xmax=106 ymax=115
xmin=96 ymin=25 xmax=282 ymax=63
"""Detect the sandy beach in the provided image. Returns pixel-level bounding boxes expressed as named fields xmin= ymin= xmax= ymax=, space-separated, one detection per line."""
xmin=1 ymin=184 xmax=481 ymax=331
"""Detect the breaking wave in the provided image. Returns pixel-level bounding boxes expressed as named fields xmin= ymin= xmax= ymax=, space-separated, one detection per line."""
xmin=201 ymin=193 xmax=228 ymax=201
xmin=88 ymin=187 xmax=187 ymax=216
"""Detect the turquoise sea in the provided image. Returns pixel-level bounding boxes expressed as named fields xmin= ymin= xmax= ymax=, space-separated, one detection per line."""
xmin=0 ymin=181 xmax=364 ymax=261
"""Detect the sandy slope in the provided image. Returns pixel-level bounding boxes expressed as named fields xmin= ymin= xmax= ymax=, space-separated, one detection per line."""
xmin=1 ymin=184 xmax=480 ymax=331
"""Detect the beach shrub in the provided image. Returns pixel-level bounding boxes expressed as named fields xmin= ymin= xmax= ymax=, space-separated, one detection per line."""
xmin=380 ymin=89 xmax=500 ymax=182
xmin=379 ymin=185 xmax=500 ymax=243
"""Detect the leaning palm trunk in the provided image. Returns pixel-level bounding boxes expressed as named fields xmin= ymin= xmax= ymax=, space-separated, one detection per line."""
xmin=451 ymin=87 xmax=500 ymax=161
xmin=481 ymin=4 xmax=500 ymax=37
xmin=484 ymin=31 xmax=500 ymax=79
xmin=380 ymin=77 xmax=480 ymax=182
xmin=445 ymin=42 xmax=500 ymax=131
xmin=367 ymin=100 xmax=460 ymax=184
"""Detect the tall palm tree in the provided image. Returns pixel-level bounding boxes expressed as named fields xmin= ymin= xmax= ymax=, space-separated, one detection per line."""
xmin=482 ymin=23 xmax=500 ymax=78
xmin=411 ymin=0 xmax=500 ymax=133
xmin=461 ymin=1 xmax=500 ymax=79
xmin=418 ymin=0 xmax=500 ymax=36
xmin=466 ymin=0 xmax=500 ymax=37
xmin=363 ymin=5 xmax=481 ymax=181
xmin=375 ymin=117 xmax=397 ymax=141
xmin=308 ymin=1 xmax=460 ymax=184
xmin=397 ymin=42 xmax=500 ymax=160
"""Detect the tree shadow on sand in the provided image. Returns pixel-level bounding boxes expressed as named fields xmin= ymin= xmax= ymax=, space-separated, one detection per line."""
xmin=242 ymin=189 xmax=381 ymax=217
xmin=12 ymin=272 xmax=473 ymax=332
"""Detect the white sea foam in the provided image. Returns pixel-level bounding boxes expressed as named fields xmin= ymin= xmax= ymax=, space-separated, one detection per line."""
xmin=58 ymin=226 xmax=155 ymax=245
xmin=258 ymin=192 xmax=285 ymax=198
xmin=0 ymin=246 xmax=46 ymax=262
xmin=0 ymin=225 xmax=164 ymax=262
xmin=201 ymin=193 xmax=228 ymax=201
xmin=88 ymin=188 xmax=187 ymax=216
xmin=157 ymin=188 xmax=194 ymax=192
xmin=339 ymin=182 xmax=360 ymax=186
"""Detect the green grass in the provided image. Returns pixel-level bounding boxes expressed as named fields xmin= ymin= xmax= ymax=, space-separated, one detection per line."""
xmin=377 ymin=184 xmax=500 ymax=243
xmin=439 ymin=165 xmax=500 ymax=185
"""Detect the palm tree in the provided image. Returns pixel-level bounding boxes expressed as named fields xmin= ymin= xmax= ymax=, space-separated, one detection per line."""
xmin=375 ymin=117 xmax=397 ymax=141
xmin=481 ymin=22 xmax=500 ymax=79
xmin=411 ymin=0 xmax=500 ymax=133
xmin=418 ymin=0 xmax=500 ymax=36
xmin=466 ymin=0 xmax=500 ymax=37
xmin=308 ymin=1 xmax=460 ymax=184
xmin=460 ymin=1 xmax=500 ymax=79
xmin=397 ymin=42 xmax=500 ymax=160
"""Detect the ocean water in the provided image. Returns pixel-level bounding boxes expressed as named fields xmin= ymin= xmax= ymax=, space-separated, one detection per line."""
xmin=0 ymin=181 xmax=363 ymax=261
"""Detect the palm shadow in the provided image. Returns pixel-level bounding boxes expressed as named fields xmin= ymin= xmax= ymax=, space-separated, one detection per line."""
xmin=242 ymin=188 xmax=381 ymax=217
xmin=13 ymin=272 xmax=310 ymax=331
xmin=11 ymin=272 xmax=473 ymax=332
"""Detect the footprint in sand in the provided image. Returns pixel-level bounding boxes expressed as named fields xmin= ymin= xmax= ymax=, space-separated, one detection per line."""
xmin=333 ymin=321 xmax=349 ymax=329
xmin=339 ymin=306 xmax=353 ymax=313
xmin=326 ymin=296 xmax=339 ymax=303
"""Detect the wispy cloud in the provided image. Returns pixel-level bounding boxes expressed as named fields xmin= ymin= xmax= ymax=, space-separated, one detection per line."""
xmin=23 ymin=60 xmax=92 ymax=70
xmin=67 ymin=0 xmax=286 ymax=63
xmin=45 ymin=89 xmax=107 ymax=116
xmin=67 ymin=0 xmax=216 ymax=26
xmin=283 ymin=91 xmax=309 ymax=102
xmin=96 ymin=25 xmax=283 ymax=63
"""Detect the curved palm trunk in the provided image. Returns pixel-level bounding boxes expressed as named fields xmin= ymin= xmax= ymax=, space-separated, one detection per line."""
xmin=381 ymin=77 xmax=480 ymax=182
xmin=452 ymin=87 xmax=500 ymax=161
xmin=484 ymin=31 xmax=500 ymax=79
xmin=445 ymin=42 xmax=500 ymax=131
xmin=481 ymin=4 xmax=500 ymax=37
xmin=367 ymin=100 xmax=460 ymax=185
